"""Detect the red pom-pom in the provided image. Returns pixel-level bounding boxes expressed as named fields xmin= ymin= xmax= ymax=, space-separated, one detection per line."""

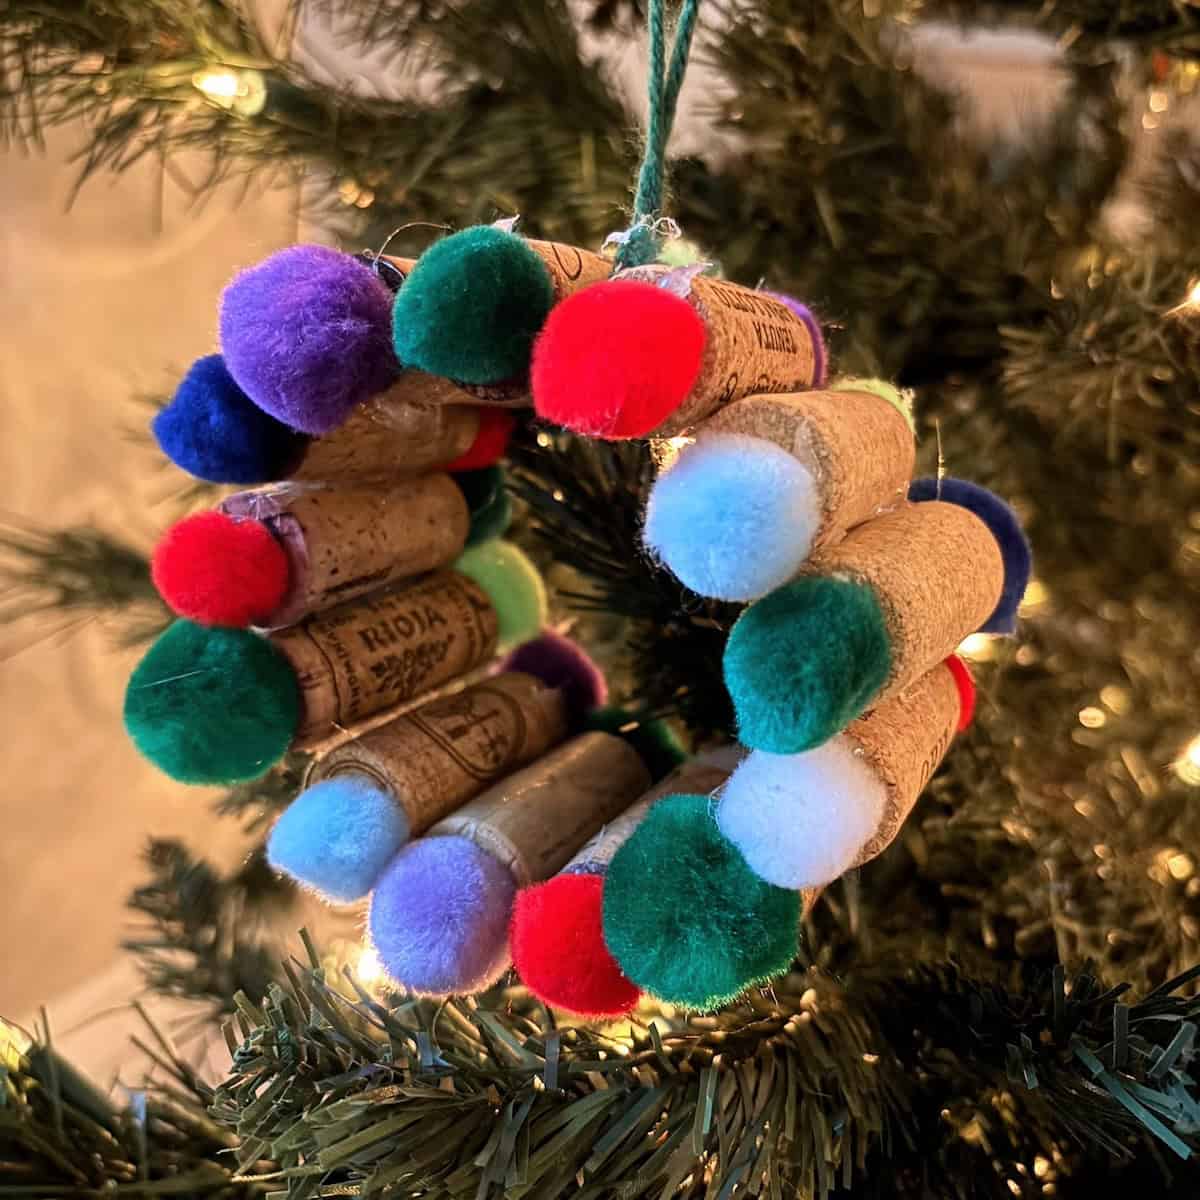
xmin=944 ymin=654 xmax=976 ymax=732
xmin=442 ymin=408 xmax=516 ymax=472
xmin=531 ymin=280 xmax=707 ymax=438
xmin=151 ymin=511 xmax=290 ymax=628
xmin=511 ymin=873 xmax=641 ymax=1017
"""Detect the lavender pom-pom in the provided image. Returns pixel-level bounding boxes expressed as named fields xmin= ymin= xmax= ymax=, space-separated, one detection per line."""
xmin=219 ymin=245 xmax=399 ymax=435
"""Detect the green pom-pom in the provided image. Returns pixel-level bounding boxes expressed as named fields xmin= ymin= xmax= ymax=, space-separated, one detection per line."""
xmin=831 ymin=377 xmax=914 ymax=432
xmin=603 ymin=794 xmax=799 ymax=1010
xmin=454 ymin=466 xmax=513 ymax=547
xmin=454 ymin=540 xmax=546 ymax=649
xmin=584 ymin=706 xmax=686 ymax=782
xmin=723 ymin=576 xmax=892 ymax=754
xmin=123 ymin=620 xmax=299 ymax=784
xmin=392 ymin=227 xmax=554 ymax=384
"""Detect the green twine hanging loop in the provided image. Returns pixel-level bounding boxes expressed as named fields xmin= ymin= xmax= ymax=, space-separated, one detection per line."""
xmin=613 ymin=0 xmax=701 ymax=271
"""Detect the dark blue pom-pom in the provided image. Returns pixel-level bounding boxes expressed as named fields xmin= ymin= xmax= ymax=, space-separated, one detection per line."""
xmin=909 ymin=476 xmax=1032 ymax=634
xmin=152 ymin=355 xmax=306 ymax=484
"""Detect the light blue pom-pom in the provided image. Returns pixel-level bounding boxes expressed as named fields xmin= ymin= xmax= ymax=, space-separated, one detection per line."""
xmin=716 ymin=744 xmax=888 ymax=889
xmin=267 ymin=776 xmax=408 ymax=903
xmin=643 ymin=434 xmax=821 ymax=602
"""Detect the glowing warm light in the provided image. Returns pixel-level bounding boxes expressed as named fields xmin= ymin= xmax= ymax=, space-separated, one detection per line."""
xmin=1078 ymin=706 xmax=1106 ymax=729
xmin=193 ymin=69 xmax=241 ymax=100
xmin=653 ymin=434 xmax=695 ymax=471
xmin=356 ymin=945 xmax=385 ymax=986
xmin=1173 ymin=734 xmax=1200 ymax=786
xmin=957 ymin=633 xmax=998 ymax=661
xmin=0 ymin=1019 xmax=32 ymax=1071
xmin=1018 ymin=578 xmax=1049 ymax=615
xmin=1170 ymin=279 xmax=1200 ymax=316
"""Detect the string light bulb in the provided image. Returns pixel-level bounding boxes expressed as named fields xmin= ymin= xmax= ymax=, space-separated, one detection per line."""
xmin=1173 ymin=734 xmax=1200 ymax=786
xmin=356 ymin=945 xmax=385 ymax=987
xmin=192 ymin=67 xmax=267 ymax=117
xmin=958 ymin=632 xmax=998 ymax=661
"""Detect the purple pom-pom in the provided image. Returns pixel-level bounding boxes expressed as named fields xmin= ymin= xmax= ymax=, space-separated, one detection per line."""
xmin=498 ymin=629 xmax=608 ymax=726
xmin=219 ymin=245 xmax=399 ymax=435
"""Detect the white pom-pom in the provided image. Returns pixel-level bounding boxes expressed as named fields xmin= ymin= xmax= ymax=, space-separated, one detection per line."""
xmin=717 ymin=743 xmax=888 ymax=888
xmin=643 ymin=433 xmax=820 ymax=602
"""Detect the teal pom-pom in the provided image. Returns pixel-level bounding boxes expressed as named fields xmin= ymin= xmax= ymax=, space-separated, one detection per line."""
xmin=602 ymin=793 xmax=800 ymax=1010
xmin=123 ymin=620 xmax=299 ymax=784
xmin=724 ymin=577 xmax=892 ymax=753
xmin=584 ymin=707 xmax=686 ymax=783
xmin=453 ymin=466 xmax=513 ymax=547
xmin=392 ymin=227 xmax=554 ymax=384
xmin=453 ymin=540 xmax=546 ymax=648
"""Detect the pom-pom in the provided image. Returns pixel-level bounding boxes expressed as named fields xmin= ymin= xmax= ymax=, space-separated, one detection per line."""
xmin=511 ymin=874 xmax=641 ymax=1017
xmin=643 ymin=434 xmax=820 ymax=601
xmin=716 ymin=745 xmax=888 ymax=889
xmin=602 ymin=794 xmax=800 ymax=1010
xmin=944 ymin=653 xmax=976 ymax=732
xmin=268 ymin=777 xmax=406 ymax=903
xmin=453 ymin=465 xmax=513 ymax=547
xmin=151 ymin=511 xmax=290 ymax=628
xmin=583 ymin=707 xmax=685 ymax=783
xmin=453 ymin=540 xmax=546 ymax=648
xmin=532 ymin=280 xmax=707 ymax=438
xmin=908 ymin=477 xmax=1031 ymax=634
xmin=392 ymin=227 xmax=554 ymax=384
xmin=369 ymin=837 xmax=516 ymax=994
xmin=151 ymin=355 xmax=306 ymax=484
xmin=724 ymin=576 xmax=892 ymax=753
xmin=220 ymin=245 xmax=397 ymax=435
xmin=499 ymin=629 xmax=606 ymax=725
xmin=123 ymin=620 xmax=298 ymax=784
xmin=442 ymin=408 xmax=517 ymax=473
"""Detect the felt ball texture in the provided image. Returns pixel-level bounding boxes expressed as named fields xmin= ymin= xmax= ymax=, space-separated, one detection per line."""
xmin=152 ymin=355 xmax=306 ymax=484
xmin=453 ymin=540 xmax=546 ymax=648
xmin=499 ymin=629 xmax=607 ymax=725
xmin=152 ymin=511 xmax=290 ymax=628
xmin=392 ymin=227 xmax=554 ymax=384
xmin=602 ymin=793 xmax=800 ymax=1010
xmin=583 ymin=707 xmax=685 ymax=783
xmin=370 ymin=837 xmax=516 ymax=994
xmin=908 ymin=477 xmax=1031 ymax=634
xmin=453 ymin=466 xmax=513 ymax=547
xmin=532 ymin=280 xmax=707 ymax=438
xmin=443 ymin=408 xmax=517 ymax=473
xmin=644 ymin=433 xmax=821 ymax=601
xmin=124 ymin=620 xmax=299 ymax=784
xmin=724 ymin=576 xmax=892 ymax=753
xmin=511 ymin=874 xmax=641 ymax=1017
xmin=268 ymin=777 xmax=407 ymax=903
xmin=220 ymin=245 xmax=398 ymax=435
xmin=717 ymin=744 xmax=888 ymax=889
xmin=944 ymin=654 xmax=976 ymax=732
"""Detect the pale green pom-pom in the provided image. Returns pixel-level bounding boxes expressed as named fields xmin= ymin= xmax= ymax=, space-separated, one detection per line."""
xmin=454 ymin=540 xmax=547 ymax=649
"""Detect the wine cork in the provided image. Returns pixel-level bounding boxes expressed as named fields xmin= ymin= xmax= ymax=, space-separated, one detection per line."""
xmin=309 ymin=671 xmax=570 ymax=835
xmin=809 ymin=500 xmax=1003 ymax=697
xmin=428 ymin=732 xmax=652 ymax=886
xmin=273 ymin=570 xmax=498 ymax=746
xmin=620 ymin=266 xmax=822 ymax=435
xmin=846 ymin=660 xmax=960 ymax=867
xmin=291 ymin=396 xmax=480 ymax=482
xmin=564 ymin=744 xmax=745 ymax=875
xmin=699 ymin=388 xmax=914 ymax=549
xmin=221 ymin=477 xmax=470 ymax=629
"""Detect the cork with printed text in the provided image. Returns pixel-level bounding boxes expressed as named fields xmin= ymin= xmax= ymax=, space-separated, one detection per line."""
xmin=564 ymin=744 xmax=745 ymax=875
xmin=273 ymin=569 xmax=498 ymax=746
xmin=621 ymin=266 xmax=820 ymax=435
xmin=429 ymin=732 xmax=651 ymax=886
xmin=847 ymin=660 xmax=960 ymax=867
xmin=309 ymin=670 xmax=569 ymax=835
xmin=701 ymin=389 xmax=914 ymax=550
xmin=221 ymin=477 xmax=469 ymax=630
xmin=809 ymin=500 xmax=1003 ymax=699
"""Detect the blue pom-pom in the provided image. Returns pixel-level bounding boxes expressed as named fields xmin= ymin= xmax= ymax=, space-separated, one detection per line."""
xmin=908 ymin=477 xmax=1031 ymax=634
xmin=267 ymin=777 xmax=407 ymax=903
xmin=152 ymin=355 xmax=306 ymax=484
xmin=369 ymin=837 xmax=516 ymax=995
xmin=717 ymin=745 xmax=887 ymax=888
xmin=644 ymin=434 xmax=821 ymax=601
